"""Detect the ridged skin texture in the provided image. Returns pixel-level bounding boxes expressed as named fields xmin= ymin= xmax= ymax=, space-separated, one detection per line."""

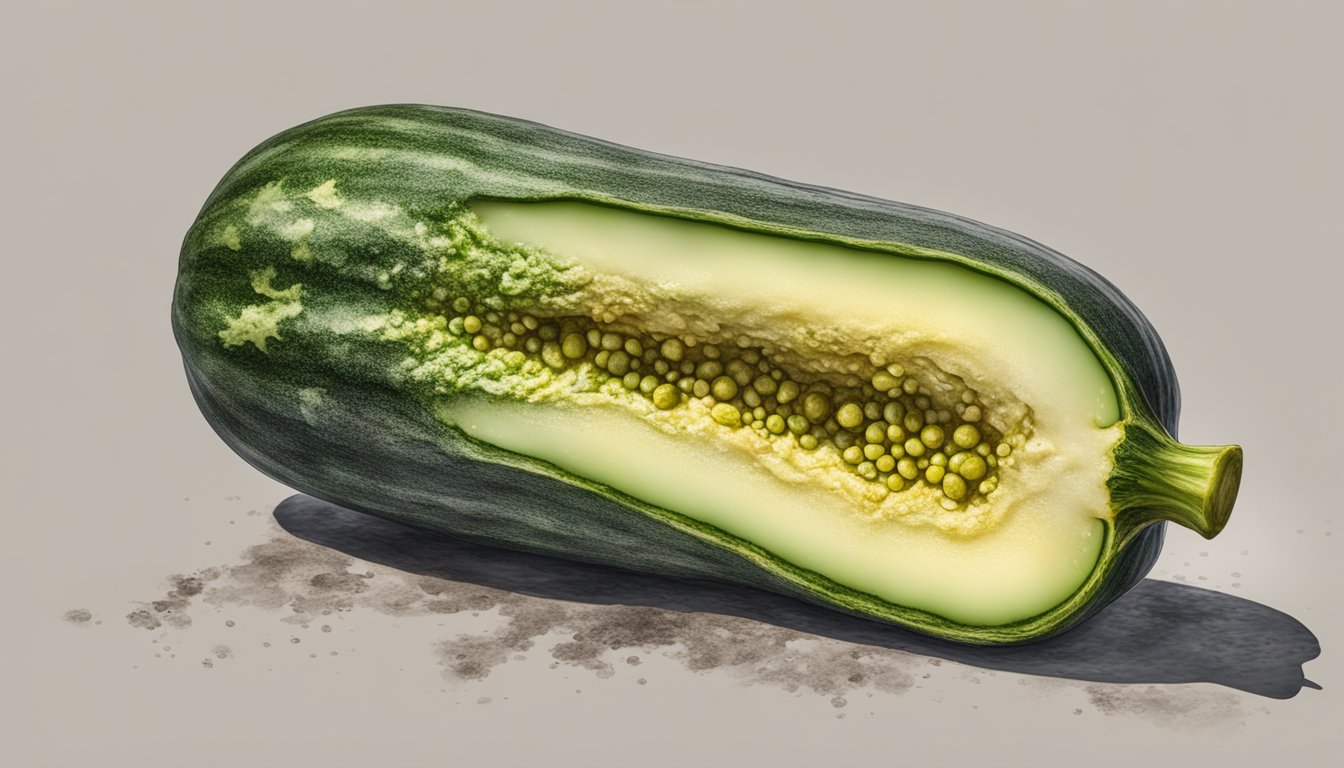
xmin=174 ymin=105 xmax=1178 ymax=644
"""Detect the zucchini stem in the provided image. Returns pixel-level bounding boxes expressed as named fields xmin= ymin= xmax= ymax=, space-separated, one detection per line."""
xmin=1109 ymin=420 xmax=1242 ymax=543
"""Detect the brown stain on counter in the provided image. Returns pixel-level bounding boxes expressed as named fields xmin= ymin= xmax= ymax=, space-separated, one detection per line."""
xmin=75 ymin=498 xmax=1261 ymax=727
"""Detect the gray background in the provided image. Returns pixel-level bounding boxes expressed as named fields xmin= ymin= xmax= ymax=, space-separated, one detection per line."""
xmin=2 ymin=1 xmax=1339 ymax=765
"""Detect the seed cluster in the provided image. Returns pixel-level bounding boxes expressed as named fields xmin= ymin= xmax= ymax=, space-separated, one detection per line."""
xmin=437 ymin=298 xmax=1010 ymax=507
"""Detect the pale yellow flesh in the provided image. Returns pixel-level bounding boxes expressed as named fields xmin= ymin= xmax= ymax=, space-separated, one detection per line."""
xmin=440 ymin=201 xmax=1120 ymax=626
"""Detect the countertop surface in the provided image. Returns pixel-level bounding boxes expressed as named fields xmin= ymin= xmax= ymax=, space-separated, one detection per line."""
xmin=3 ymin=2 xmax=1338 ymax=765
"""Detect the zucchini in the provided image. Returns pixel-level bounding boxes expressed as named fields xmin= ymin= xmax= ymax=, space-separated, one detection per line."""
xmin=172 ymin=104 xmax=1242 ymax=644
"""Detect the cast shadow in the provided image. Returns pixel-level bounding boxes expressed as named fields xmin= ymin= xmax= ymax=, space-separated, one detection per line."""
xmin=274 ymin=494 xmax=1320 ymax=699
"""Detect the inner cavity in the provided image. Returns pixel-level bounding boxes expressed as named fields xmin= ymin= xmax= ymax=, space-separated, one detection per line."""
xmin=429 ymin=296 xmax=1021 ymax=509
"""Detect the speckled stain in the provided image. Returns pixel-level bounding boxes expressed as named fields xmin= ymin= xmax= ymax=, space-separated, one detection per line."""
xmin=78 ymin=505 xmax=1274 ymax=729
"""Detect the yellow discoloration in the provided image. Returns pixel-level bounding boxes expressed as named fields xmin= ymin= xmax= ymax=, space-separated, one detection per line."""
xmin=215 ymin=224 xmax=242 ymax=251
xmin=246 ymin=181 xmax=293 ymax=224
xmin=219 ymin=267 xmax=303 ymax=352
xmin=306 ymin=179 xmax=342 ymax=209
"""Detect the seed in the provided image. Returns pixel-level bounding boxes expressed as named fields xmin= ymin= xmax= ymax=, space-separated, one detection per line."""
xmin=886 ymin=423 xmax=905 ymax=443
xmin=903 ymin=438 xmax=926 ymax=458
xmin=541 ymin=342 xmax=565 ymax=368
xmin=622 ymin=372 xmax=641 ymax=390
xmin=586 ymin=328 xmax=602 ymax=348
xmin=743 ymin=389 xmax=762 ymax=408
xmin=902 ymin=378 xmax=920 ymax=394
xmin=930 ymin=452 xmax=947 ymax=467
xmin=594 ymin=350 xmax=610 ymax=369
xmin=925 ymin=465 xmax=945 ymax=484
xmin=963 ymin=405 xmax=982 ymax=422
xmin=786 ymin=415 xmax=810 ymax=435
xmin=799 ymin=434 xmax=819 ymax=450
xmin=726 ymin=359 xmax=754 ymax=386
xmin=652 ymin=384 xmax=680 ymax=410
xmin=451 ymin=297 xmax=471 ymax=313
xmin=952 ymin=424 xmax=981 ymax=449
xmin=471 ymin=335 xmax=490 ymax=351
xmin=561 ymin=333 xmax=588 ymax=359
xmin=776 ymin=380 xmax=800 ymax=404
xmin=639 ymin=375 xmax=659 ymax=394
xmin=752 ymin=375 xmax=777 ymax=396
xmin=959 ymin=454 xmax=988 ymax=481
xmin=842 ymin=446 xmax=864 ymax=465
xmin=864 ymin=402 xmax=883 ymax=421
xmin=599 ymin=332 xmax=623 ymax=351
xmin=875 ymin=455 xmax=896 ymax=473
xmin=863 ymin=443 xmax=885 ymax=461
xmin=711 ymin=402 xmax=741 ymax=427
xmin=607 ymin=350 xmax=631 ymax=376
xmin=660 ymin=338 xmax=685 ymax=362
xmin=920 ymin=425 xmax=945 ymax=449
xmin=463 ymin=315 xmax=483 ymax=334
xmin=801 ymin=392 xmax=833 ymax=423
xmin=692 ymin=379 xmax=710 ymax=398
xmin=836 ymin=402 xmax=864 ymax=429
xmin=897 ymin=457 xmax=919 ymax=480
xmin=765 ymin=414 xmax=786 ymax=434
xmin=996 ymin=442 xmax=1012 ymax=458
xmin=539 ymin=324 xmax=559 ymax=341
xmin=864 ymin=422 xmax=888 ymax=444
xmin=903 ymin=411 xmax=923 ymax=432
xmin=709 ymin=376 xmax=739 ymax=401
xmin=882 ymin=402 xmax=904 ymax=424
xmin=943 ymin=474 xmax=968 ymax=501
xmin=886 ymin=475 xmax=905 ymax=492
xmin=857 ymin=462 xmax=878 ymax=480
xmin=696 ymin=360 xmax=724 ymax=380
xmin=872 ymin=371 xmax=900 ymax=391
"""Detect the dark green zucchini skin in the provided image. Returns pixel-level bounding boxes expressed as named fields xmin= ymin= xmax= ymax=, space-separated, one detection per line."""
xmin=173 ymin=104 xmax=1181 ymax=644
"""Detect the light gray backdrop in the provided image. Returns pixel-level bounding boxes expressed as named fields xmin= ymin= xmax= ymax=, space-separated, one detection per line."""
xmin=2 ymin=1 xmax=1339 ymax=766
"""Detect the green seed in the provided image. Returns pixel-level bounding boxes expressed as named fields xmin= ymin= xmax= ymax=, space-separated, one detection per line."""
xmin=902 ymin=378 xmax=920 ymax=394
xmin=942 ymin=474 xmax=968 ymax=501
xmin=959 ymin=454 xmax=987 ymax=481
xmin=801 ymin=392 xmax=833 ymax=423
xmin=607 ymin=350 xmax=631 ymax=376
xmin=903 ymin=438 xmax=926 ymax=457
xmin=996 ymin=442 xmax=1012 ymax=458
xmin=857 ymin=461 xmax=878 ymax=480
xmin=586 ymin=328 xmax=602 ymax=348
xmin=799 ymin=434 xmax=818 ymax=450
xmin=836 ymin=402 xmax=864 ymax=429
xmin=752 ymin=374 xmax=777 ymax=396
xmin=765 ymin=414 xmax=786 ymax=434
xmin=864 ymin=422 xmax=888 ymax=444
xmin=538 ymin=324 xmax=559 ymax=341
xmin=864 ymin=402 xmax=883 ymax=421
xmin=594 ymin=350 xmax=610 ymax=369
xmin=863 ymin=443 xmax=885 ymax=461
xmin=451 ymin=297 xmax=471 ymax=313
xmin=776 ymin=380 xmax=800 ymax=404
xmin=976 ymin=442 xmax=992 ymax=457
xmin=882 ymin=402 xmax=904 ymax=424
xmin=541 ymin=342 xmax=565 ymax=368
xmin=726 ymin=359 xmax=754 ymax=386
xmin=886 ymin=475 xmax=905 ymax=492
xmin=677 ymin=377 xmax=695 ymax=393
xmin=889 ymin=443 xmax=905 ymax=459
xmin=963 ymin=405 xmax=982 ymax=422
xmin=930 ymin=452 xmax=947 ymax=467
xmin=447 ymin=317 xmax=465 ymax=335
xmin=622 ymin=372 xmax=641 ymax=390
xmin=786 ymin=415 xmax=810 ymax=435
xmin=639 ymin=375 xmax=659 ymax=394
xmin=842 ymin=446 xmax=864 ymax=464
xmin=471 ymin=335 xmax=490 ymax=351
xmin=600 ymin=332 xmax=623 ymax=351
xmin=692 ymin=379 xmax=710 ymax=398
xmin=652 ymin=383 xmax=680 ymax=410
xmin=743 ymin=389 xmax=762 ymax=408
xmin=925 ymin=465 xmax=946 ymax=484
xmin=875 ymin=455 xmax=896 ymax=473
xmin=462 ymin=315 xmax=483 ymax=334
xmin=561 ymin=333 xmax=588 ymax=359
xmin=952 ymin=424 xmax=981 ymax=449
xmin=660 ymin=338 xmax=684 ymax=362
xmin=872 ymin=371 xmax=900 ymax=391
xmin=903 ymin=411 xmax=923 ymax=433
xmin=623 ymin=338 xmax=643 ymax=356
xmin=897 ymin=457 xmax=919 ymax=480
xmin=948 ymin=451 xmax=969 ymax=473
xmin=920 ymin=425 xmax=945 ymax=449
xmin=711 ymin=402 xmax=741 ymax=427
xmin=886 ymin=423 xmax=905 ymax=443
xmin=696 ymin=360 xmax=724 ymax=380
